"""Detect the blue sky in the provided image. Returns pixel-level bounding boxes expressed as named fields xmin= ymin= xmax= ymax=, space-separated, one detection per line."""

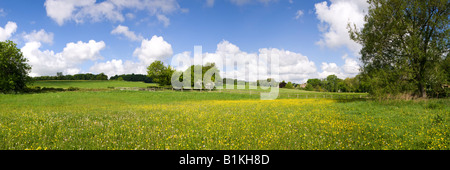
xmin=0 ymin=0 xmax=369 ymax=83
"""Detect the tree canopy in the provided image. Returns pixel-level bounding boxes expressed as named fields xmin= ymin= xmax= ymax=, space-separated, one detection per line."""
xmin=0 ymin=40 xmax=31 ymax=93
xmin=350 ymin=0 xmax=449 ymax=98
xmin=147 ymin=61 xmax=174 ymax=87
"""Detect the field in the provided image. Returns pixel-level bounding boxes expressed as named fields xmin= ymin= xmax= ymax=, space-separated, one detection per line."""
xmin=32 ymin=80 xmax=157 ymax=89
xmin=0 ymin=81 xmax=448 ymax=150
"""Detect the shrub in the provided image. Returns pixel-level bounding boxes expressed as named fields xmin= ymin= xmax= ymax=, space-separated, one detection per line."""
xmin=67 ymin=87 xmax=80 ymax=91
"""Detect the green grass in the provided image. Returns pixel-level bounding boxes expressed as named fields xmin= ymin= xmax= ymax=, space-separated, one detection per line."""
xmin=31 ymin=80 xmax=157 ymax=89
xmin=0 ymin=89 xmax=448 ymax=150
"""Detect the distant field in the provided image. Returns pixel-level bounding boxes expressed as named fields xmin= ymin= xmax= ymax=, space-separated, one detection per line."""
xmin=31 ymin=80 xmax=368 ymax=99
xmin=32 ymin=80 xmax=157 ymax=89
xmin=0 ymin=89 xmax=448 ymax=150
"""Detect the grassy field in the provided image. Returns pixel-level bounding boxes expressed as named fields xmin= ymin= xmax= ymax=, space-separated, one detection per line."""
xmin=0 ymin=81 xmax=448 ymax=150
xmin=32 ymin=80 xmax=157 ymax=89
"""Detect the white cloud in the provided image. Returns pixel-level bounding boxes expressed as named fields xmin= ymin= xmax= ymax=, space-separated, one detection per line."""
xmin=44 ymin=0 xmax=95 ymax=26
xmin=156 ymin=14 xmax=170 ymax=27
xmin=90 ymin=39 xmax=360 ymax=83
xmin=341 ymin=54 xmax=360 ymax=75
xmin=314 ymin=0 xmax=368 ymax=55
xmin=295 ymin=10 xmax=304 ymax=19
xmin=62 ymin=40 xmax=106 ymax=62
xmin=22 ymin=29 xmax=54 ymax=44
xmin=74 ymin=1 xmax=124 ymax=24
xmin=90 ymin=35 xmax=173 ymax=77
xmin=45 ymin=0 xmax=180 ymax=26
xmin=173 ymin=40 xmax=318 ymax=83
xmin=89 ymin=59 xmax=148 ymax=77
xmin=0 ymin=21 xmax=17 ymax=41
xmin=111 ymin=25 xmax=143 ymax=41
xmin=21 ymin=40 xmax=105 ymax=76
xmin=133 ymin=35 xmax=173 ymax=65
xmin=318 ymin=54 xmax=360 ymax=79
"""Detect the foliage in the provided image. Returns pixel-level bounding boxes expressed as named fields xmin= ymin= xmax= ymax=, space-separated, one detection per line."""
xmin=147 ymin=61 xmax=175 ymax=87
xmin=304 ymin=75 xmax=369 ymax=93
xmin=279 ymin=81 xmax=286 ymax=88
xmin=0 ymin=40 xmax=31 ymax=93
xmin=33 ymin=73 xmax=108 ymax=81
xmin=110 ymin=73 xmax=152 ymax=83
xmin=349 ymin=0 xmax=449 ymax=98
xmin=173 ymin=63 xmax=222 ymax=89
xmin=285 ymin=82 xmax=294 ymax=89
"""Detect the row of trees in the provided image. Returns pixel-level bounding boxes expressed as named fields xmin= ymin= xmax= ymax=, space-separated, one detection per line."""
xmin=147 ymin=61 xmax=222 ymax=89
xmin=303 ymin=75 xmax=369 ymax=93
xmin=33 ymin=72 xmax=108 ymax=81
xmin=109 ymin=74 xmax=153 ymax=83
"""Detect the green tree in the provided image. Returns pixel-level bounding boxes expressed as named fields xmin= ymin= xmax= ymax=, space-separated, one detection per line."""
xmin=350 ymin=0 xmax=449 ymax=98
xmin=307 ymin=78 xmax=322 ymax=89
xmin=325 ymin=75 xmax=341 ymax=92
xmin=147 ymin=61 xmax=174 ymax=86
xmin=0 ymin=40 xmax=31 ymax=93
xmin=285 ymin=82 xmax=294 ymax=89
xmin=304 ymin=83 xmax=314 ymax=91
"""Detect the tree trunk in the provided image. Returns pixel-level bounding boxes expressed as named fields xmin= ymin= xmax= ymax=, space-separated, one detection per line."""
xmin=418 ymin=80 xmax=427 ymax=98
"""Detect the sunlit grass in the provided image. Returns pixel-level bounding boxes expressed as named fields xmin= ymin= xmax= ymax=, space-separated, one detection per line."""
xmin=0 ymin=91 xmax=447 ymax=150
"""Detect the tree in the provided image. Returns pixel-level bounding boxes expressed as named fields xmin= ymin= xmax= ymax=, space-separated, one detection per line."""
xmin=304 ymin=83 xmax=314 ymax=91
xmin=279 ymin=80 xmax=287 ymax=88
xmin=307 ymin=78 xmax=322 ymax=89
xmin=0 ymin=40 xmax=31 ymax=93
xmin=325 ymin=75 xmax=341 ymax=92
xmin=350 ymin=0 xmax=449 ymax=98
xmin=147 ymin=61 xmax=174 ymax=86
xmin=285 ymin=82 xmax=294 ymax=89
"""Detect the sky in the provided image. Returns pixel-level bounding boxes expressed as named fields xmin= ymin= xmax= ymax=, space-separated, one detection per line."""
xmin=0 ymin=0 xmax=369 ymax=83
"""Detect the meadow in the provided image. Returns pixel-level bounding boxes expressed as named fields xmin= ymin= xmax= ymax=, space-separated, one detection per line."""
xmin=0 ymin=81 xmax=448 ymax=150
xmin=32 ymin=80 xmax=157 ymax=89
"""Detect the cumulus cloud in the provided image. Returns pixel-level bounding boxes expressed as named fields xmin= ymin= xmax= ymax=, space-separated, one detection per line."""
xmin=111 ymin=25 xmax=143 ymax=41
xmin=315 ymin=0 xmax=368 ymax=55
xmin=318 ymin=54 xmax=360 ymax=79
xmin=22 ymin=29 xmax=54 ymax=44
xmin=90 ymin=35 xmax=173 ymax=77
xmin=172 ymin=40 xmax=318 ymax=83
xmin=90 ymin=59 xmax=148 ymax=77
xmin=45 ymin=0 xmax=180 ymax=26
xmin=341 ymin=54 xmax=360 ymax=75
xmin=133 ymin=35 xmax=173 ymax=65
xmin=22 ymin=40 xmax=105 ymax=76
xmin=90 ymin=38 xmax=359 ymax=83
xmin=0 ymin=21 xmax=17 ymax=41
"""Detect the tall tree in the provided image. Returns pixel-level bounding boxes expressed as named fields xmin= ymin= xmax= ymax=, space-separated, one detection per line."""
xmin=350 ymin=0 xmax=449 ymax=98
xmin=0 ymin=40 xmax=31 ymax=93
xmin=147 ymin=61 xmax=174 ymax=86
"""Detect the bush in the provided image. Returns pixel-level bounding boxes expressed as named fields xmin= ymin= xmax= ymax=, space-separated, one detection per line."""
xmin=25 ymin=86 xmax=41 ymax=93
xmin=67 ymin=87 xmax=80 ymax=91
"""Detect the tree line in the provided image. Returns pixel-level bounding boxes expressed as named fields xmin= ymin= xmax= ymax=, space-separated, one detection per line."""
xmin=110 ymin=74 xmax=153 ymax=83
xmin=33 ymin=72 xmax=108 ymax=81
